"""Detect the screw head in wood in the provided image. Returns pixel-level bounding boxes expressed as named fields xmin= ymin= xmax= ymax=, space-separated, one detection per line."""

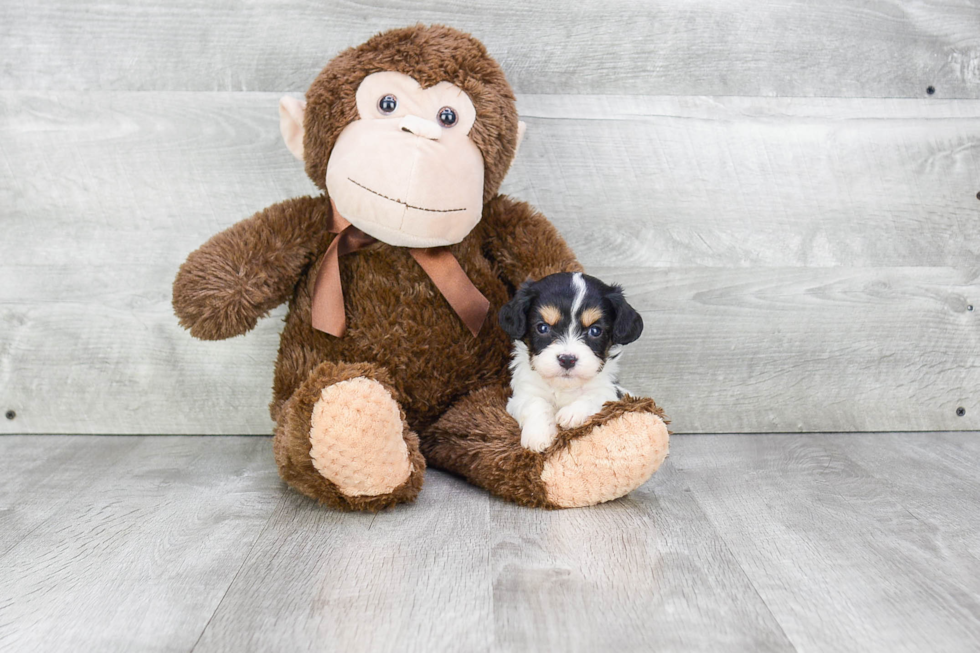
xmin=4 ymin=410 xmax=14 ymax=420
xmin=926 ymin=86 xmax=936 ymax=95
xmin=969 ymin=305 xmax=975 ymax=312
xmin=956 ymin=407 xmax=966 ymax=417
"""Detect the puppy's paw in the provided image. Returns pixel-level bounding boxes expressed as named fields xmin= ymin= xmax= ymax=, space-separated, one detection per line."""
xmin=556 ymin=401 xmax=598 ymax=429
xmin=520 ymin=419 xmax=557 ymax=453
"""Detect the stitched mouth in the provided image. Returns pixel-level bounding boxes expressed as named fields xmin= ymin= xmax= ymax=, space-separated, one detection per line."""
xmin=347 ymin=178 xmax=465 ymax=213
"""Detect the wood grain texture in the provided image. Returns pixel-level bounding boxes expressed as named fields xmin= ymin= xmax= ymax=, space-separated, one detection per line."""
xmin=489 ymin=461 xmax=794 ymax=652
xmin=0 ymin=435 xmax=141 ymax=556
xmin=4 ymin=433 xmax=980 ymax=651
xmin=0 ymin=436 xmax=282 ymax=652
xmin=823 ymin=432 xmax=980 ymax=554
xmin=601 ymin=265 xmax=979 ymax=434
xmin=678 ymin=433 xmax=980 ymax=652
xmin=192 ymin=470 xmax=494 ymax=653
xmin=513 ymin=95 xmax=980 ymax=269
xmin=1 ymin=91 xmax=978 ymax=434
xmin=2 ymin=0 xmax=979 ymax=97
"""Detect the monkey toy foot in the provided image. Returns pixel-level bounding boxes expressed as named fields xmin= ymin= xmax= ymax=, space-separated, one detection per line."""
xmin=310 ymin=377 xmax=412 ymax=495
xmin=542 ymin=407 xmax=669 ymax=508
xmin=421 ymin=386 xmax=669 ymax=509
xmin=273 ymin=362 xmax=425 ymax=512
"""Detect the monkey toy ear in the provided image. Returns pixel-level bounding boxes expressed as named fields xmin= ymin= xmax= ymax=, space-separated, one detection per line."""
xmin=498 ymin=281 xmax=537 ymax=340
xmin=514 ymin=121 xmax=527 ymax=158
xmin=278 ymin=96 xmax=307 ymax=161
xmin=608 ymin=289 xmax=644 ymax=346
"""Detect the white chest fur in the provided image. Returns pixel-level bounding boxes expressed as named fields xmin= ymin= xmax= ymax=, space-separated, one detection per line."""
xmin=506 ymin=342 xmax=622 ymax=452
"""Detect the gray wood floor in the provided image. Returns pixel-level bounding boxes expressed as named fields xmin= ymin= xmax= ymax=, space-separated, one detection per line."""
xmin=2 ymin=434 xmax=979 ymax=652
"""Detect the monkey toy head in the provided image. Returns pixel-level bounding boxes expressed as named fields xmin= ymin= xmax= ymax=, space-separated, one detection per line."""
xmin=278 ymin=24 xmax=526 ymax=248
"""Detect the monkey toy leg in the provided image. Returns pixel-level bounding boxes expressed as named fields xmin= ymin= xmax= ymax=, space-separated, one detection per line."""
xmin=421 ymin=386 xmax=669 ymax=509
xmin=272 ymin=361 xmax=426 ymax=512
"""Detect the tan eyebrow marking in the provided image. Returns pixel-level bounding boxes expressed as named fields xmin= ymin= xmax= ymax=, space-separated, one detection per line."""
xmin=538 ymin=305 xmax=561 ymax=326
xmin=580 ymin=307 xmax=603 ymax=327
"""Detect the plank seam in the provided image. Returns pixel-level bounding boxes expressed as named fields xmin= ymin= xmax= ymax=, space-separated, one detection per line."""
xmin=683 ymin=487 xmax=800 ymax=653
xmin=189 ymin=492 xmax=289 ymax=652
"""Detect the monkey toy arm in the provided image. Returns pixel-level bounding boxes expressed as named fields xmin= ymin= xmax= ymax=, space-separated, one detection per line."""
xmin=481 ymin=195 xmax=583 ymax=286
xmin=173 ymin=195 xmax=331 ymax=340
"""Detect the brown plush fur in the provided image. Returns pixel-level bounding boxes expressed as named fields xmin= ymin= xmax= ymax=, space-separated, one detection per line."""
xmin=422 ymin=387 xmax=669 ymax=509
xmin=173 ymin=196 xmax=332 ymax=340
xmin=273 ymin=361 xmax=425 ymax=512
xmin=267 ymin=194 xmax=583 ymax=431
xmin=173 ymin=25 xmax=667 ymax=511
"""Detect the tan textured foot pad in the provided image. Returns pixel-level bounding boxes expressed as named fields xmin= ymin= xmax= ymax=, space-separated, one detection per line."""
xmin=309 ymin=377 xmax=412 ymax=497
xmin=542 ymin=412 xmax=669 ymax=508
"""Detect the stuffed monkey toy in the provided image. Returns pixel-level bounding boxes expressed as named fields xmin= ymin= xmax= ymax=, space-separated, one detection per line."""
xmin=173 ymin=24 xmax=669 ymax=511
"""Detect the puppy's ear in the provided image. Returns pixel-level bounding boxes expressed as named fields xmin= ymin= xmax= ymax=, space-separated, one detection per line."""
xmin=498 ymin=282 xmax=536 ymax=339
xmin=608 ymin=288 xmax=643 ymax=345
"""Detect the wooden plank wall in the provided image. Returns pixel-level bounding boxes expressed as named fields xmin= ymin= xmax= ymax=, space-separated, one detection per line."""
xmin=1 ymin=1 xmax=978 ymax=435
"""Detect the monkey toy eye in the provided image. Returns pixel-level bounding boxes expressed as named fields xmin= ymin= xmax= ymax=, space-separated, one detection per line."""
xmin=588 ymin=325 xmax=603 ymax=338
xmin=536 ymin=323 xmax=550 ymax=335
xmin=438 ymin=106 xmax=458 ymax=127
xmin=378 ymin=94 xmax=398 ymax=114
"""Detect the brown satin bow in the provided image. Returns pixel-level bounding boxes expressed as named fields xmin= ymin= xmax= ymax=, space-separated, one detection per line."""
xmin=311 ymin=200 xmax=490 ymax=338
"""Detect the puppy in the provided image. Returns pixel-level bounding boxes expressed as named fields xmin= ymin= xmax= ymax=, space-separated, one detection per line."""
xmin=498 ymin=272 xmax=644 ymax=452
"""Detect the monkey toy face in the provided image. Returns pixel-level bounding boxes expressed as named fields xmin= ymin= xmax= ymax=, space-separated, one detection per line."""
xmin=278 ymin=26 xmax=525 ymax=249
xmin=325 ymin=72 xmax=484 ymax=248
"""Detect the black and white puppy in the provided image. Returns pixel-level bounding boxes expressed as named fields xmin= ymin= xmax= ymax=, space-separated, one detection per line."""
xmin=498 ymin=272 xmax=644 ymax=452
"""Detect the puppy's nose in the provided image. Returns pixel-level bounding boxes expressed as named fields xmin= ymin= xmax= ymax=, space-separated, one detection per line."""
xmin=557 ymin=354 xmax=578 ymax=370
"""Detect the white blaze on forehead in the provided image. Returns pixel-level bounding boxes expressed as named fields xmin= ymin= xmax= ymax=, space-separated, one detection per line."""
xmin=570 ymin=272 xmax=587 ymax=335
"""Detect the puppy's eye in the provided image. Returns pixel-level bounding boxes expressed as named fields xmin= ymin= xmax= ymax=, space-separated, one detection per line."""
xmin=378 ymin=94 xmax=398 ymax=114
xmin=588 ymin=325 xmax=603 ymax=338
xmin=536 ymin=323 xmax=550 ymax=335
xmin=438 ymin=106 xmax=458 ymax=127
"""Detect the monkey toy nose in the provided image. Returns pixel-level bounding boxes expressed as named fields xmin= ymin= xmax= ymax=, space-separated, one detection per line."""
xmin=399 ymin=115 xmax=441 ymax=140
xmin=557 ymin=354 xmax=578 ymax=370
